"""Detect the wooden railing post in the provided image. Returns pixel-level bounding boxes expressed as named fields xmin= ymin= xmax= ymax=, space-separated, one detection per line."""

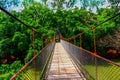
xmin=93 ymin=28 xmax=96 ymax=54
xmin=32 ymin=29 xmax=35 ymax=51
xmin=32 ymin=29 xmax=36 ymax=80
xmin=92 ymin=27 xmax=98 ymax=80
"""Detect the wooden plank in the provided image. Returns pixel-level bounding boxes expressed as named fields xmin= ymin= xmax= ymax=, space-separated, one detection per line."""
xmin=46 ymin=43 xmax=86 ymax=80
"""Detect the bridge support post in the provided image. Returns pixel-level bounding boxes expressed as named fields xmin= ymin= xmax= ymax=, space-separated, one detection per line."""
xmin=32 ymin=29 xmax=36 ymax=80
xmin=93 ymin=28 xmax=96 ymax=54
xmin=80 ymin=33 xmax=82 ymax=49
xmin=92 ymin=27 xmax=98 ymax=80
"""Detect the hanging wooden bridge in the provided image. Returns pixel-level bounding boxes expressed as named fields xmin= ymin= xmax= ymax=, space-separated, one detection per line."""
xmin=0 ymin=6 xmax=120 ymax=80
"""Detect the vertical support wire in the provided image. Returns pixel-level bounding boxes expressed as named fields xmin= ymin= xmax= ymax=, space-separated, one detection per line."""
xmin=92 ymin=27 xmax=98 ymax=80
xmin=32 ymin=29 xmax=36 ymax=80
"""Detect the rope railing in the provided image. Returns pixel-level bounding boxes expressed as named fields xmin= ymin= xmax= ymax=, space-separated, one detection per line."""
xmin=0 ymin=6 xmax=33 ymax=30
xmin=10 ymin=41 xmax=55 ymax=80
xmin=61 ymin=40 xmax=120 ymax=80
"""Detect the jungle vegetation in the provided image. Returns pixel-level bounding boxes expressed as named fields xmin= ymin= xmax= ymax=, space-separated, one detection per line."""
xmin=0 ymin=0 xmax=120 ymax=78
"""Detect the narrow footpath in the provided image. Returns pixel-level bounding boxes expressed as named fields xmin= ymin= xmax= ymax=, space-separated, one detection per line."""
xmin=46 ymin=43 xmax=86 ymax=80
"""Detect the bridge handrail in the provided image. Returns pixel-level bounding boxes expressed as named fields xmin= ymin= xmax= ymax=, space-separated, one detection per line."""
xmin=10 ymin=41 xmax=55 ymax=80
xmin=61 ymin=39 xmax=120 ymax=80
xmin=61 ymin=39 xmax=120 ymax=67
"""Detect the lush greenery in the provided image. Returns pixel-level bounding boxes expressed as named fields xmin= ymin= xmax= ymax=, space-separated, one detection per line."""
xmin=0 ymin=0 xmax=120 ymax=79
xmin=0 ymin=61 xmax=23 ymax=79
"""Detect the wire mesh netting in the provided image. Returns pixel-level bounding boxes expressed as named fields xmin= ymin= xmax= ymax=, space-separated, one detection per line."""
xmin=0 ymin=8 xmax=56 ymax=80
xmin=61 ymin=40 xmax=120 ymax=80
xmin=11 ymin=42 xmax=55 ymax=80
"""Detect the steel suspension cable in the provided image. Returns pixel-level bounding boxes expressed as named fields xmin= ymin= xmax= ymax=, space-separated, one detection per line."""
xmin=0 ymin=6 xmax=33 ymax=30
xmin=0 ymin=6 xmax=52 ymax=40
xmin=0 ymin=6 xmax=45 ymax=38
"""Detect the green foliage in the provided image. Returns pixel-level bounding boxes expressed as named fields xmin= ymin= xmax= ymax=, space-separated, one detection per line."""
xmin=25 ymin=47 xmax=34 ymax=63
xmin=0 ymin=61 xmax=23 ymax=79
xmin=0 ymin=61 xmax=23 ymax=73
xmin=35 ymin=39 xmax=42 ymax=51
xmin=0 ymin=38 xmax=12 ymax=58
xmin=0 ymin=1 xmax=120 ymax=79
xmin=12 ymin=32 xmax=29 ymax=52
xmin=0 ymin=0 xmax=120 ymax=66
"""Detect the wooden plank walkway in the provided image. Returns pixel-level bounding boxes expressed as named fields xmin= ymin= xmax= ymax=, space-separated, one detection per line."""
xmin=46 ymin=43 xmax=86 ymax=80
